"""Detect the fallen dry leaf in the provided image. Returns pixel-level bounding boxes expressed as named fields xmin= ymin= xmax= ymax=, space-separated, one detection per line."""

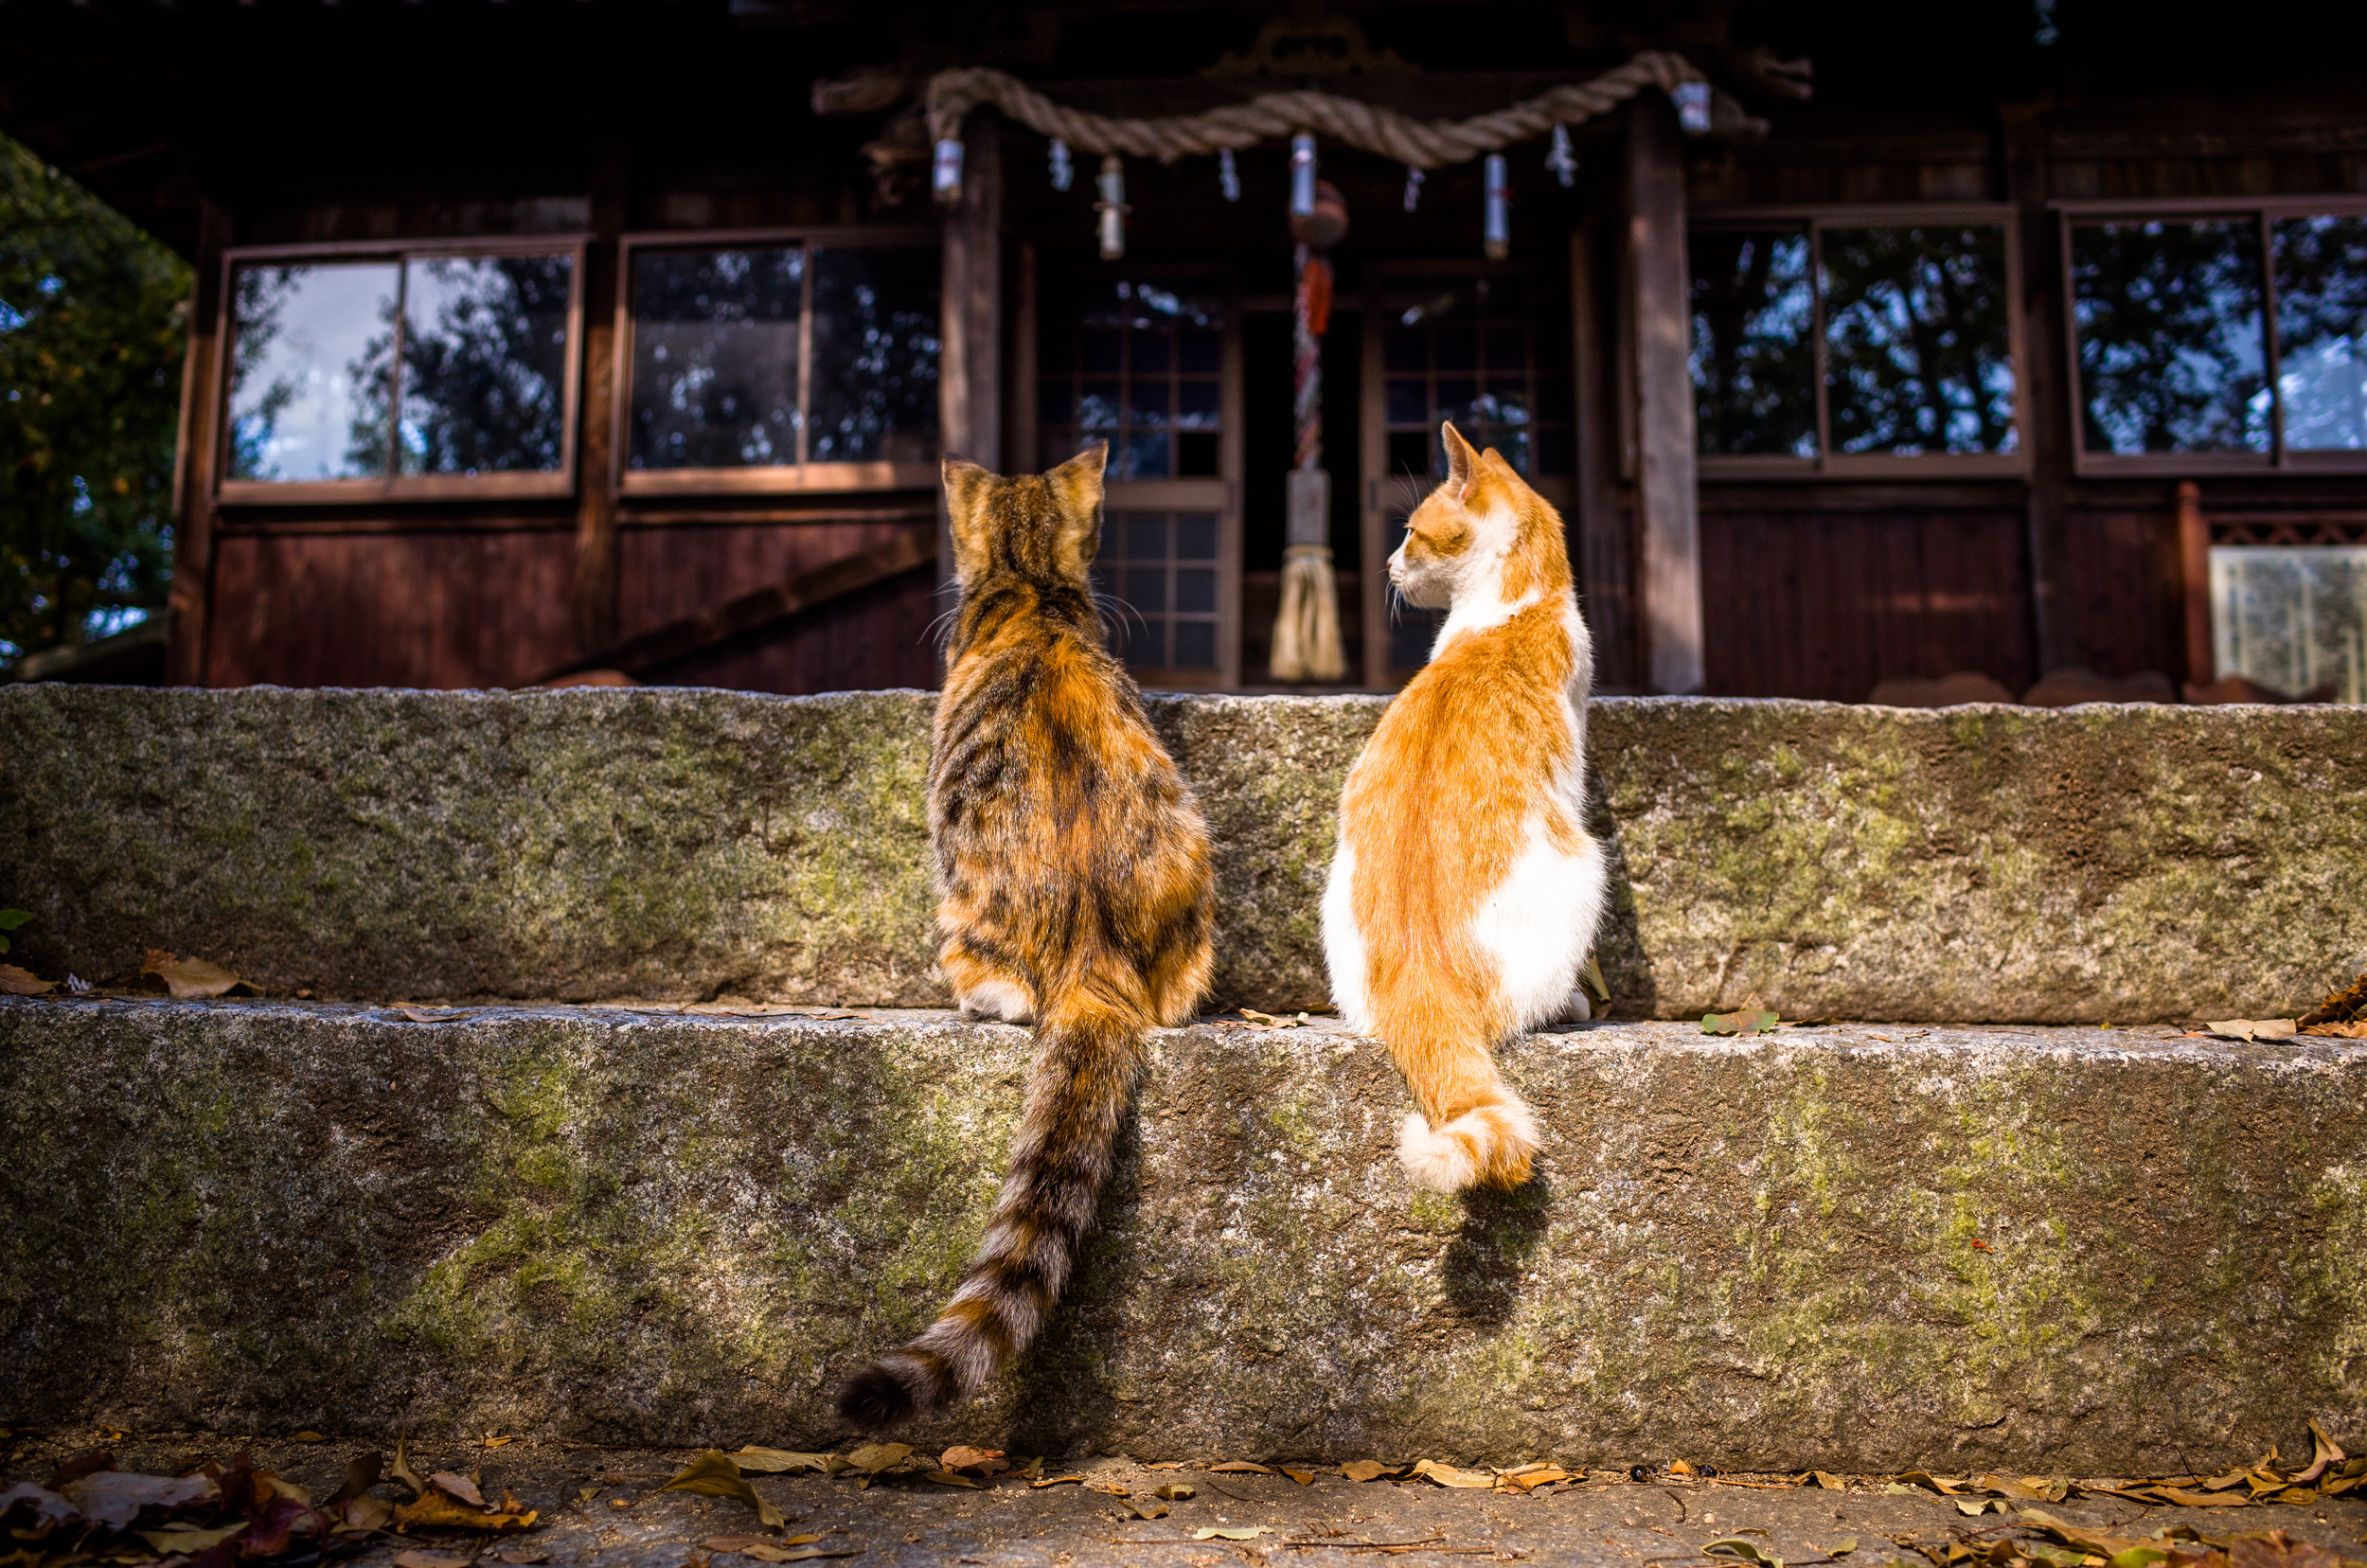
xmin=491 ymin=1549 xmax=548 ymax=1564
xmin=0 ymin=963 xmax=57 ymax=995
xmin=2301 ymin=1020 xmax=2367 ymax=1037
xmin=734 ymin=1449 xmax=842 ymax=1476
xmin=1208 ymin=1461 xmax=1273 ymax=1475
xmin=2203 ymin=1019 xmax=2298 ymax=1043
xmin=1703 ymin=1009 xmax=1780 ymax=1037
xmin=661 ymin=1451 xmax=785 ymax=1530
xmin=136 ymin=1523 xmax=250 ymax=1555
xmin=2291 ymin=1420 xmax=2347 ymax=1486
xmin=1810 ymin=1471 xmax=1846 ymax=1490
xmin=327 ymin=1454 xmax=384 ymax=1509
xmin=393 ymin=1552 xmax=472 ymax=1568
xmin=920 ymin=1471 xmax=981 ymax=1489
xmin=60 ymin=1471 xmax=218 ymax=1531
xmin=393 ymin=1006 xmax=464 ymax=1023
xmin=481 ymin=1436 xmax=514 ymax=1450
xmin=1340 ymin=1462 xmax=1396 ymax=1483
xmin=1410 ymin=1459 xmax=1495 ymax=1489
xmin=1152 ymin=1483 xmax=1196 ymax=1501
xmin=2152 ymin=1487 xmax=2258 ymax=1507
xmin=141 ymin=950 xmax=243 ymax=1000
xmin=1705 ymin=1537 xmax=1786 ymax=1568
xmin=2228 ymin=1530 xmax=2344 ymax=1568
xmin=392 ymin=1487 xmax=539 ymax=1533
xmin=342 ymin=1494 xmax=394 ymax=1531
xmin=1196 ymin=1526 xmax=1274 ymax=1541
xmin=845 ymin=1443 xmax=913 ymax=1476
xmin=391 ymin=1434 xmax=429 ymax=1499
xmin=1278 ymin=1466 xmax=1315 ymax=1486
xmin=1498 ymin=1465 xmax=1572 ymax=1492
xmin=1123 ymin=1496 xmax=1170 ymax=1521
xmin=1029 ymin=1475 xmax=1085 ymax=1489
xmin=430 ymin=1471 xmax=486 ymax=1508
xmin=1237 ymin=1008 xmax=1312 ymax=1029
xmin=939 ymin=1446 xmax=1006 ymax=1475
xmin=290 ymin=1431 xmax=328 ymax=1444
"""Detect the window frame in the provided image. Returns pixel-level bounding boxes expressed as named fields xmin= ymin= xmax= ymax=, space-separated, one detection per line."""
xmin=1687 ymin=203 xmax=2029 ymax=481
xmin=612 ymin=225 xmax=941 ymax=499
xmin=2056 ymin=195 xmax=2367 ymax=478
xmin=213 ymin=235 xmax=588 ymax=506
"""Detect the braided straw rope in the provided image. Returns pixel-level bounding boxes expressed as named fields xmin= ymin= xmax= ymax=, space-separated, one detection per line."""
xmin=925 ymin=51 xmax=1701 ymax=168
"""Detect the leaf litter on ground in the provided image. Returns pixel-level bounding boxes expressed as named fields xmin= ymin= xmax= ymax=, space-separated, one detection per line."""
xmin=140 ymin=950 xmax=247 ymax=999
xmin=658 ymin=1450 xmax=786 ymax=1530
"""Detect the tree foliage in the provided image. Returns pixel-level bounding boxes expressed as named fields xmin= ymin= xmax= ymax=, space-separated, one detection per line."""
xmin=0 ymin=134 xmax=189 ymax=668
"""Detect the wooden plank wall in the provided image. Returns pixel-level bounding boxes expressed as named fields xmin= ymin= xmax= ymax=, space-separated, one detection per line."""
xmin=613 ymin=515 xmax=940 ymax=691
xmin=1699 ymin=506 xmax=2034 ymax=700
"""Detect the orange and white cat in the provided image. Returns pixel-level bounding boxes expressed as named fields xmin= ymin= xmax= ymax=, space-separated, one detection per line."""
xmin=1322 ymin=421 xmax=1608 ymax=1192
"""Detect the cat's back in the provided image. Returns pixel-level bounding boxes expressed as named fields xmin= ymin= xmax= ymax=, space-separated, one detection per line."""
xmin=1346 ymin=597 xmax=1580 ymax=817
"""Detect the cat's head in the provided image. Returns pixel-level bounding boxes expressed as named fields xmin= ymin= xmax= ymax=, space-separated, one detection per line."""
xmin=942 ymin=443 xmax=1110 ymax=595
xmin=1388 ymin=421 xmax=1571 ymax=611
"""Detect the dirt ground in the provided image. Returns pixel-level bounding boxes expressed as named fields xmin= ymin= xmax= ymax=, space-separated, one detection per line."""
xmin=10 ymin=1432 xmax=2365 ymax=1568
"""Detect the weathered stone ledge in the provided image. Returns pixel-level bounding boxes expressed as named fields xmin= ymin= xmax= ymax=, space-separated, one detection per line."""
xmin=2 ymin=686 xmax=2362 ymax=1021
xmin=4 ymin=996 xmax=2360 ymax=1470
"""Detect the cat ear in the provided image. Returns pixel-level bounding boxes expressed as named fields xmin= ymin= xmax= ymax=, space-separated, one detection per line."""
xmin=943 ymin=454 xmax=999 ymax=578
xmin=1047 ymin=441 xmax=1109 ymax=559
xmin=1440 ymin=421 xmax=1480 ymax=498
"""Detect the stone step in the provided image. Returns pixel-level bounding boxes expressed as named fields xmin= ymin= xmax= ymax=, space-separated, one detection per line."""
xmin=3 ymin=996 xmax=2360 ymax=1470
xmin=2 ymin=686 xmax=2362 ymax=1020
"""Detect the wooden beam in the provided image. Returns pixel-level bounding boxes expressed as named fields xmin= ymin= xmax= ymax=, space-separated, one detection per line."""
xmin=940 ymin=110 xmax=1002 ymax=568
xmin=1625 ymin=95 xmax=1704 ymax=695
xmin=2002 ymin=104 xmax=2075 ymax=675
xmin=571 ymin=160 xmax=628 ymax=656
xmin=530 ymin=525 xmax=936 ymax=685
xmin=1572 ymin=217 xmax=1633 ymax=690
xmin=165 ymin=199 xmax=233 ymax=686
xmin=1008 ymin=240 xmax=1039 ymax=474
xmin=2176 ymin=480 xmax=2215 ymax=685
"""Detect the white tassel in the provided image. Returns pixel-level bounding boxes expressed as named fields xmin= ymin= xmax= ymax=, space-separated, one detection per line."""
xmin=1547 ymin=123 xmax=1576 ymax=187
xmin=1095 ymin=154 xmax=1127 ymax=260
xmin=1402 ymin=167 xmax=1425 ymax=213
xmin=1219 ymin=147 xmax=1241 ymax=202
xmin=1048 ymin=137 xmax=1074 ymax=191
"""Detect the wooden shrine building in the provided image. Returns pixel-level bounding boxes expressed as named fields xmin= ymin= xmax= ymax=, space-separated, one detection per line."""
xmin=9 ymin=0 xmax=2367 ymax=703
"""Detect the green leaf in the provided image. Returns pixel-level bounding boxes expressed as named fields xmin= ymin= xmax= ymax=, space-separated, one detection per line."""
xmin=0 ymin=910 xmax=31 ymax=932
xmin=1706 ymin=1538 xmax=1786 ymax=1568
xmin=1581 ymin=954 xmax=1611 ymax=1004
xmin=1703 ymin=1009 xmax=1780 ymax=1036
xmin=1194 ymin=1528 xmax=1273 ymax=1541
xmin=2108 ymin=1550 xmax=2167 ymax=1568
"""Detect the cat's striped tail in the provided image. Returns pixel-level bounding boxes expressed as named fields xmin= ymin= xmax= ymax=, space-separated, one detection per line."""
xmin=835 ymin=985 xmax=1147 ymax=1431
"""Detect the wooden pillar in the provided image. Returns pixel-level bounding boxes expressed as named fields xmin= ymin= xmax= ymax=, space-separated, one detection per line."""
xmin=2176 ymin=480 xmax=2214 ymax=685
xmin=165 ymin=200 xmax=234 ymax=686
xmin=940 ymin=111 xmax=1003 ymax=594
xmin=571 ymin=160 xmax=628 ymax=657
xmin=1571 ymin=217 xmax=1634 ymax=689
xmin=1007 ymin=241 xmax=1038 ymax=474
xmin=1624 ymin=96 xmax=1704 ymax=695
xmin=2002 ymin=103 xmax=2074 ymax=677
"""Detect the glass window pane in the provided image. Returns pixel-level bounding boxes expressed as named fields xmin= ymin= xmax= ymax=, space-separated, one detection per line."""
xmin=2072 ymin=220 xmax=2268 ymax=454
xmin=1174 ymin=513 xmax=1218 ymax=559
xmin=2210 ymin=544 xmax=2367 ymax=702
xmin=1129 ymin=382 xmax=1169 ymax=427
xmin=1174 ymin=567 xmax=1218 ymax=613
xmin=1482 ymin=327 xmax=1527 ymax=372
xmin=1688 ymin=229 xmax=1815 ymax=457
xmin=1386 ymin=380 xmax=1428 ymax=426
xmin=1173 ymin=619 xmax=1218 ymax=668
xmin=225 ymin=261 xmax=402 ymax=481
xmin=1176 ymin=379 xmax=1220 ymax=429
xmin=1131 ymin=328 xmax=1171 ymax=374
xmin=810 ymin=246 xmax=941 ymax=464
xmin=1078 ymin=381 xmax=1122 ymax=431
xmin=1115 ymin=432 xmax=1168 ymax=478
xmin=1823 ymin=225 xmax=2017 ymax=455
xmin=397 ymin=254 xmax=573 ymax=476
xmin=1433 ymin=326 xmax=1477 ymax=372
xmin=1127 ymin=513 xmax=1166 ymax=560
xmin=2273 ymin=216 xmax=2367 ymax=452
xmin=1179 ymin=328 xmax=1222 ymax=374
xmin=1382 ymin=328 xmax=1426 ymax=373
xmin=1124 ymin=566 xmax=1167 ymax=612
xmin=628 ymin=247 xmax=802 ymax=471
xmin=1081 ymin=329 xmax=1123 ymax=373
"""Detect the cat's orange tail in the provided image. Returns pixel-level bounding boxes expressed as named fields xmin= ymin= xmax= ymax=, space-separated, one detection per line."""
xmin=1374 ymin=988 xmax=1539 ymax=1192
xmin=836 ymin=984 xmax=1145 ymax=1431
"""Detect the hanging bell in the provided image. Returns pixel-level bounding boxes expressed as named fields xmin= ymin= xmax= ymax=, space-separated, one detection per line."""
xmin=1671 ymin=80 xmax=1713 ymax=134
xmin=933 ymin=137 xmax=965 ymax=204
xmin=1483 ymin=152 xmax=1510 ymax=260
xmin=1095 ymin=153 xmax=1129 ymax=260
xmin=1547 ymin=123 xmax=1577 ymax=187
xmin=1049 ymin=137 xmax=1074 ymax=192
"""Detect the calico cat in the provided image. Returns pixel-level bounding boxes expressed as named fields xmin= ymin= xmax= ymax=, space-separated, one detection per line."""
xmin=1322 ymin=421 xmax=1608 ymax=1193
xmin=837 ymin=443 xmax=1215 ymax=1430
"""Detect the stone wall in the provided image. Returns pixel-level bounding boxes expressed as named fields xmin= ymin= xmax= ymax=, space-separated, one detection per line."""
xmin=1 ymin=686 xmax=2361 ymax=1020
xmin=2 ymin=999 xmax=2359 ymax=1469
